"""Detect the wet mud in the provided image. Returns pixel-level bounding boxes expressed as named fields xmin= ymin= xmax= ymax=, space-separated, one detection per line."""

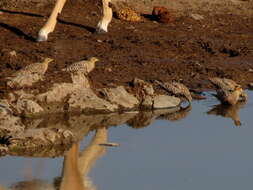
xmin=0 ymin=0 xmax=253 ymax=98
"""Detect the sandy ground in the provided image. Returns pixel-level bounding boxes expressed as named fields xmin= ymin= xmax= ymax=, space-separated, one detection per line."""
xmin=0 ymin=0 xmax=253 ymax=97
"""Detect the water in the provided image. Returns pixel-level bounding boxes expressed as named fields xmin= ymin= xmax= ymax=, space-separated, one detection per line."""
xmin=1 ymin=91 xmax=253 ymax=190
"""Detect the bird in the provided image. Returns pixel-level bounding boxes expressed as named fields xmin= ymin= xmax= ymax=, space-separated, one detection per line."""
xmin=62 ymin=57 xmax=99 ymax=74
xmin=154 ymin=80 xmax=192 ymax=102
xmin=12 ymin=58 xmax=53 ymax=77
xmin=209 ymin=77 xmax=247 ymax=105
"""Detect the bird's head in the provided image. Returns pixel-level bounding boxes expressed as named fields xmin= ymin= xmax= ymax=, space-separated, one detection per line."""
xmin=44 ymin=58 xmax=54 ymax=64
xmin=234 ymin=85 xmax=243 ymax=94
xmin=89 ymin=57 xmax=99 ymax=63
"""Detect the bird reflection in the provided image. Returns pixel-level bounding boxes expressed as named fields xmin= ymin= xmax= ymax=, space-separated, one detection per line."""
xmin=158 ymin=105 xmax=192 ymax=121
xmin=207 ymin=101 xmax=246 ymax=126
xmin=7 ymin=127 xmax=108 ymax=190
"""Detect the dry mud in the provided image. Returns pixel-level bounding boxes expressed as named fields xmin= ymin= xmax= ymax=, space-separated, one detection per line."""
xmin=0 ymin=0 xmax=253 ymax=94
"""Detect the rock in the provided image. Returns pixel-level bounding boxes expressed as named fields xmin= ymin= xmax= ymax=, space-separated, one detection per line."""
xmin=68 ymin=88 xmax=118 ymax=113
xmin=7 ymin=73 xmax=44 ymax=88
xmin=9 ymin=50 xmax=17 ymax=57
xmin=133 ymin=78 xmax=154 ymax=96
xmin=36 ymin=73 xmax=90 ymax=104
xmin=152 ymin=6 xmax=175 ymax=23
xmin=116 ymin=7 xmax=142 ymax=22
xmin=70 ymin=72 xmax=90 ymax=87
xmin=10 ymin=90 xmax=35 ymax=101
xmin=101 ymin=86 xmax=139 ymax=110
xmin=141 ymin=95 xmax=153 ymax=109
xmin=15 ymin=99 xmax=44 ymax=116
xmin=153 ymin=95 xmax=181 ymax=109
xmin=0 ymin=100 xmax=12 ymax=114
xmin=0 ymin=110 xmax=25 ymax=135
xmin=36 ymin=83 xmax=80 ymax=103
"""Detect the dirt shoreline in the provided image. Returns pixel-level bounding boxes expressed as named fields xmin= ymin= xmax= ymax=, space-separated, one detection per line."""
xmin=0 ymin=0 xmax=253 ymax=97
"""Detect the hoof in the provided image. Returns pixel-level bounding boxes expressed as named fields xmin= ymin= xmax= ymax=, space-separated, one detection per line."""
xmin=37 ymin=34 xmax=47 ymax=42
xmin=95 ymin=28 xmax=107 ymax=34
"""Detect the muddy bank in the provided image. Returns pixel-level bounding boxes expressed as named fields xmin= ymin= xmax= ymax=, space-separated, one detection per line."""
xmin=0 ymin=0 xmax=253 ymax=94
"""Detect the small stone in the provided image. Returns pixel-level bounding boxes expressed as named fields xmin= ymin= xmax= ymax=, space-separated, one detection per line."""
xmin=116 ymin=7 xmax=142 ymax=22
xmin=102 ymin=86 xmax=139 ymax=109
xmin=97 ymin=39 xmax=103 ymax=43
xmin=133 ymin=78 xmax=154 ymax=96
xmin=141 ymin=95 xmax=153 ymax=109
xmin=9 ymin=50 xmax=17 ymax=57
xmin=106 ymin=68 xmax=112 ymax=72
xmin=16 ymin=99 xmax=44 ymax=116
xmin=152 ymin=6 xmax=175 ymax=23
xmin=190 ymin=13 xmax=204 ymax=20
xmin=99 ymin=143 xmax=120 ymax=147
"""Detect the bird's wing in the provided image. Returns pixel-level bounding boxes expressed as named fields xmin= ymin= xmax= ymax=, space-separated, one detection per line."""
xmin=170 ymin=82 xmax=192 ymax=101
xmin=63 ymin=61 xmax=88 ymax=72
xmin=209 ymin=77 xmax=233 ymax=91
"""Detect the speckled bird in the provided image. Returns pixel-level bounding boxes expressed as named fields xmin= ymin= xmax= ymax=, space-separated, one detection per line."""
xmin=155 ymin=80 xmax=192 ymax=102
xmin=209 ymin=77 xmax=247 ymax=105
xmin=13 ymin=58 xmax=53 ymax=76
xmin=62 ymin=57 xmax=99 ymax=74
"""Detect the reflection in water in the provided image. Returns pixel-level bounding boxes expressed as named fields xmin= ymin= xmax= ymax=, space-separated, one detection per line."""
xmin=2 ymin=106 xmax=192 ymax=189
xmin=1 ymin=91 xmax=253 ymax=190
xmin=158 ymin=105 xmax=192 ymax=121
xmin=127 ymin=107 xmax=190 ymax=129
xmin=60 ymin=127 xmax=107 ymax=190
xmin=207 ymin=101 xmax=246 ymax=126
xmin=1 ymin=107 xmax=188 ymax=158
xmin=6 ymin=128 xmax=108 ymax=190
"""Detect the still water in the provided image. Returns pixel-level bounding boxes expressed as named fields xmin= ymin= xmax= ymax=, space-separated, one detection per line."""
xmin=1 ymin=91 xmax=253 ymax=190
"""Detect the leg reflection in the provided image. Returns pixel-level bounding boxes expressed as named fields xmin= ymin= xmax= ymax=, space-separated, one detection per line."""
xmin=60 ymin=127 xmax=108 ymax=190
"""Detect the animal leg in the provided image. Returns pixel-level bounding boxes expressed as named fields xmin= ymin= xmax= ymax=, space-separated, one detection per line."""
xmin=37 ymin=0 xmax=67 ymax=42
xmin=97 ymin=0 xmax=113 ymax=33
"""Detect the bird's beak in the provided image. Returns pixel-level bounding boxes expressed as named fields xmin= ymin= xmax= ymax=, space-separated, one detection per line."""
xmin=45 ymin=58 xmax=54 ymax=63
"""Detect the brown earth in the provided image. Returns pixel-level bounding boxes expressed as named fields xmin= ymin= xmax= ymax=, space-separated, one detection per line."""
xmin=1 ymin=0 xmax=253 ymax=98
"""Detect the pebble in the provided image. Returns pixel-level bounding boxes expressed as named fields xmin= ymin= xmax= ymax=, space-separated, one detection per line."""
xmin=99 ymin=143 xmax=120 ymax=147
xmin=190 ymin=13 xmax=204 ymax=20
xmin=9 ymin=50 xmax=17 ymax=57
